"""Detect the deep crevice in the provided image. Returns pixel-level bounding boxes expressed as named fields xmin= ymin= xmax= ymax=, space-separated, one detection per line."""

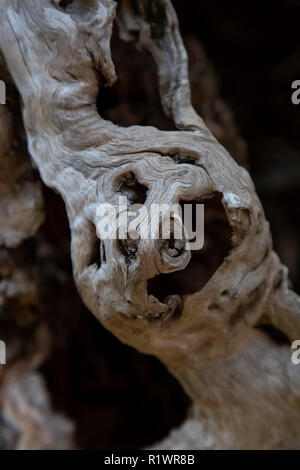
xmin=118 ymin=172 xmax=148 ymax=206
xmin=171 ymin=154 xmax=197 ymax=165
xmin=87 ymin=223 xmax=101 ymax=270
xmin=148 ymin=193 xmax=232 ymax=302
xmin=58 ymin=0 xmax=73 ymax=9
xmin=257 ymin=324 xmax=290 ymax=346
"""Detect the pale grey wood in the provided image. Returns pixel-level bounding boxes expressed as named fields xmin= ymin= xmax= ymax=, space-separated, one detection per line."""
xmin=0 ymin=0 xmax=299 ymax=449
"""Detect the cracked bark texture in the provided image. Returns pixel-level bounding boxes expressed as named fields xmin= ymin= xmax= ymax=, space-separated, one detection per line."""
xmin=0 ymin=0 xmax=299 ymax=449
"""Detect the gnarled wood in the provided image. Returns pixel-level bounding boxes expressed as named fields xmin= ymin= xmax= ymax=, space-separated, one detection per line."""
xmin=0 ymin=0 xmax=300 ymax=449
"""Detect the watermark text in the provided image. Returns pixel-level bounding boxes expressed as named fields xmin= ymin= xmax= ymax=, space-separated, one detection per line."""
xmin=95 ymin=198 xmax=204 ymax=251
xmin=0 ymin=80 xmax=6 ymax=104
xmin=291 ymin=80 xmax=300 ymax=105
xmin=0 ymin=340 xmax=6 ymax=365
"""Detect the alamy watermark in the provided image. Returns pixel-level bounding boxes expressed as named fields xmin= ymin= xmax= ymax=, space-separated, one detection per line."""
xmin=0 ymin=80 xmax=6 ymax=104
xmin=291 ymin=340 xmax=300 ymax=365
xmin=291 ymin=80 xmax=300 ymax=105
xmin=0 ymin=340 xmax=6 ymax=365
xmin=95 ymin=197 xmax=204 ymax=251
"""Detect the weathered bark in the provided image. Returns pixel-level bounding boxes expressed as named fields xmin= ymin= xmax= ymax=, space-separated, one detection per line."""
xmin=0 ymin=0 xmax=300 ymax=449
